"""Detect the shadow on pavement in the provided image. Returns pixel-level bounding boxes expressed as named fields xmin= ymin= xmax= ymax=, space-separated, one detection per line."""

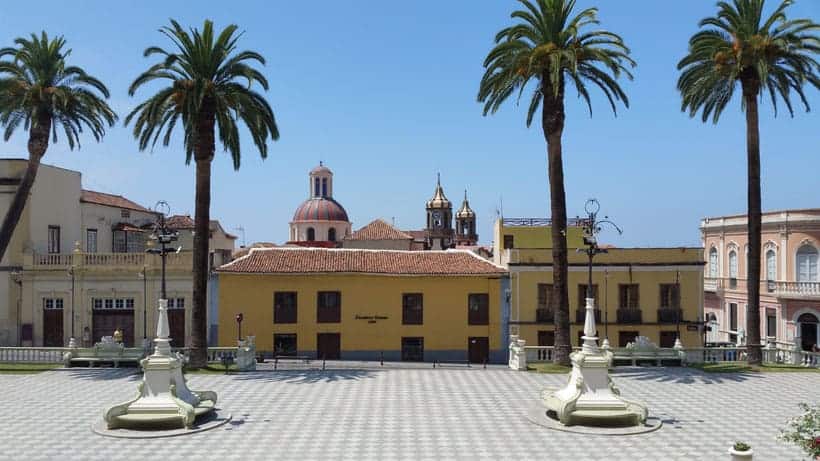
xmin=612 ymin=366 xmax=763 ymax=384
xmin=231 ymin=368 xmax=380 ymax=384
xmin=58 ymin=367 xmax=141 ymax=382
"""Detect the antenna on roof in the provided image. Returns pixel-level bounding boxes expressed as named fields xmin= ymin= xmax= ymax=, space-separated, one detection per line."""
xmin=391 ymin=217 xmax=396 ymax=226
xmin=234 ymin=226 xmax=246 ymax=248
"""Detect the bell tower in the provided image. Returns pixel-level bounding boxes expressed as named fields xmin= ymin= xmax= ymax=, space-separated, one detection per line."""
xmin=456 ymin=190 xmax=478 ymax=246
xmin=425 ymin=174 xmax=454 ymax=250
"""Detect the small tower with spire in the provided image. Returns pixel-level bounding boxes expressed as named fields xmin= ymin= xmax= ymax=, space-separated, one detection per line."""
xmin=425 ymin=173 xmax=454 ymax=250
xmin=456 ymin=190 xmax=478 ymax=246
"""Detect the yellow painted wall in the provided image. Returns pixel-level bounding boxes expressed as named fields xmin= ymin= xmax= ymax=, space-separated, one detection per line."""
xmin=217 ymin=273 xmax=504 ymax=357
xmin=496 ymin=218 xmax=705 ymax=348
xmin=494 ymin=219 xmax=585 ymax=250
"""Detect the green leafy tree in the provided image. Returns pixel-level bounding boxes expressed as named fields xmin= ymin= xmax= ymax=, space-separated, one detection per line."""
xmin=0 ymin=32 xmax=115 ymax=266
xmin=127 ymin=20 xmax=279 ymax=367
xmin=678 ymin=0 xmax=819 ymax=364
xmin=478 ymin=0 xmax=634 ymax=365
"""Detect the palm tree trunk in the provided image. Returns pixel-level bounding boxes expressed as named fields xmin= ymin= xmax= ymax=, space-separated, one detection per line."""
xmin=188 ymin=113 xmax=215 ymax=369
xmin=542 ymin=81 xmax=571 ymax=367
xmin=742 ymin=79 xmax=762 ymax=365
xmin=0 ymin=117 xmax=51 ymax=263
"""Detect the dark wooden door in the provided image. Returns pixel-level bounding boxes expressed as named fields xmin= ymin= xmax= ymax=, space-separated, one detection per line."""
xmin=317 ymin=333 xmax=340 ymax=359
xmin=537 ymin=330 xmax=554 ymax=347
xmin=43 ymin=309 xmax=64 ymax=347
xmin=468 ymin=337 xmax=489 ymax=364
xmin=168 ymin=309 xmax=185 ymax=348
xmin=93 ymin=310 xmax=135 ymax=346
xmin=401 ymin=337 xmax=424 ymax=362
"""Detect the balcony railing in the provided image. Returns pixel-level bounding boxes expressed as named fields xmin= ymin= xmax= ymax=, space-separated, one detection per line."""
xmin=35 ymin=254 xmax=73 ymax=266
xmin=28 ymin=250 xmax=194 ymax=270
xmin=617 ymin=309 xmax=642 ymax=324
xmin=535 ymin=308 xmax=555 ymax=323
xmin=658 ymin=308 xmax=683 ymax=324
xmin=704 ymin=277 xmax=820 ymax=299
xmin=575 ymin=308 xmax=601 ymax=323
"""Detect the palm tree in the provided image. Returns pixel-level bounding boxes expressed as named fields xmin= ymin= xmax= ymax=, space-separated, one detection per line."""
xmin=678 ymin=0 xmax=819 ymax=364
xmin=127 ymin=20 xmax=279 ymax=368
xmin=0 ymin=32 xmax=116 ymax=263
xmin=478 ymin=0 xmax=634 ymax=365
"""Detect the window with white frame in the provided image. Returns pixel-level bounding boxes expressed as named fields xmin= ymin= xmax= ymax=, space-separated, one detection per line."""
xmin=167 ymin=298 xmax=185 ymax=309
xmin=43 ymin=298 xmax=64 ymax=309
xmin=728 ymin=250 xmax=738 ymax=278
xmin=86 ymin=229 xmax=98 ymax=253
xmin=766 ymin=249 xmax=776 ymax=281
xmin=93 ymin=298 xmax=136 ymax=309
xmin=796 ymin=245 xmax=818 ymax=282
xmin=48 ymin=226 xmax=61 ymax=254
xmin=709 ymin=248 xmax=718 ymax=278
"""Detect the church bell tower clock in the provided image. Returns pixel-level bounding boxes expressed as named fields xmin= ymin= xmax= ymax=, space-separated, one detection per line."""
xmin=425 ymin=174 xmax=454 ymax=250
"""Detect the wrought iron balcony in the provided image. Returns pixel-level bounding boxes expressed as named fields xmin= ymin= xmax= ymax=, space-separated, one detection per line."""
xmin=575 ymin=308 xmax=601 ymax=323
xmin=617 ymin=309 xmax=642 ymax=324
xmin=657 ymin=308 xmax=683 ymax=324
xmin=535 ymin=308 xmax=554 ymax=323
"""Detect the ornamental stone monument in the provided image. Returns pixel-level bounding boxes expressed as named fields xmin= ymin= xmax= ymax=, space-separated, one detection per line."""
xmin=103 ymin=299 xmax=217 ymax=429
xmin=542 ymin=297 xmax=648 ymax=426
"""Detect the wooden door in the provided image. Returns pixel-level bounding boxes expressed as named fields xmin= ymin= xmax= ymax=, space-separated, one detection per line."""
xmin=317 ymin=333 xmax=340 ymax=360
xmin=168 ymin=309 xmax=185 ymax=348
xmin=537 ymin=330 xmax=554 ymax=347
xmin=468 ymin=337 xmax=489 ymax=364
xmin=93 ymin=310 xmax=135 ymax=346
xmin=43 ymin=308 xmax=64 ymax=347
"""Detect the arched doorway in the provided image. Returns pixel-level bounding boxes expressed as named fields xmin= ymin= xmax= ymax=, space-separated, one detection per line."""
xmin=797 ymin=312 xmax=818 ymax=351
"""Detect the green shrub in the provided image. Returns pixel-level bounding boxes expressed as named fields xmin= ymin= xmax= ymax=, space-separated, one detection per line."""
xmin=778 ymin=403 xmax=820 ymax=459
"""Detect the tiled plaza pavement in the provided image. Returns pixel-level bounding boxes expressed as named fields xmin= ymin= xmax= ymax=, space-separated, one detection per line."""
xmin=1 ymin=364 xmax=818 ymax=460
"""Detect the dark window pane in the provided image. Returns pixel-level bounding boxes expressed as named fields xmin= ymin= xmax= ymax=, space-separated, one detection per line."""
xmin=402 ymin=293 xmax=423 ymax=325
xmin=468 ymin=293 xmax=489 ymax=325
xmin=659 ymin=331 xmax=677 ymax=348
xmin=274 ymin=292 xmax=298 ymax=324
xmin=274 ymin=334 xmax=297 ymax=356
xmin=317 ymin=291 xmax=341 ymax=323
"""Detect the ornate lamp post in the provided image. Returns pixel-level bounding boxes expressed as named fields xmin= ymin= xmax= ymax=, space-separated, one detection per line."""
xmin=235 ymin=313 xmax=244 ymax=342
xmin=146 ymin=201 xmax=178 ymax=301
xmin=578 ymin=199 xmax=622 ymax=342
xmin=104 ymin=201 xmax=217 ymax=431
xmin=543 ymin=200 xmax=648 ymax=428
xmin=67 ymin=264 xmax=76 ymax=346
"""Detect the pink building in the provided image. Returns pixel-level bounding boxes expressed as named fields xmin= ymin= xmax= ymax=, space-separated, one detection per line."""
xmin=701 ymin=209 xmax=820 ymax=350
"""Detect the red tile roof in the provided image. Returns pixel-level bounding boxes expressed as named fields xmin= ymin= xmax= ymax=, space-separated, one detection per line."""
xmin=218 ymin=248 xmax=507 ymax=276
xmin=80 ymin=190 xmax=152 ymax=212
xmin=404 ymin=230 xmax=427 ymax=242
xmin=347 ymin=219 xmax=413 ymax=241
xmin=167 ymin=215 xmax=195 ymax=229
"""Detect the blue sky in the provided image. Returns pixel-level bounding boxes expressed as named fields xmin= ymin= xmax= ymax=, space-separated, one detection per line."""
xmin=0 ymin=1 xmax=818 ymax=247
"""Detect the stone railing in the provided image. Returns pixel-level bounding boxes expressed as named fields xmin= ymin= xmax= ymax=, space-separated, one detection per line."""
xmin=704 ymin=277 xmax=820 ymax=299
xmin=0 ymin=347 xmax=69 ymax=363
xmin=27 ymin=248 xmax=193 ymax=272
xmin=516 ymin=343 xmax=820 ymax=369
xmin=35 ymin=254 xmax=73 ymax=266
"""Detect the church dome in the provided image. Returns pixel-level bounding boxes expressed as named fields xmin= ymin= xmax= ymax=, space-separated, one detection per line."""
xmin=457 ymin=191 xmax=475 ymax=218
xmin=293 ymin=197 xmax=349 ymax=222
xmin=426 ymin=174 xmax=451 ymax=209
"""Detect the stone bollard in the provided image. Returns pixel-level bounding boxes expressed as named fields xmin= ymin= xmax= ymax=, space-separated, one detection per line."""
xmin=508 ymin=336 xmax=527 ymax=371
xmin=236 ymin=336 xmax=257 ymax=371
xmin=63 ymin=337 xmax=78 ymax=367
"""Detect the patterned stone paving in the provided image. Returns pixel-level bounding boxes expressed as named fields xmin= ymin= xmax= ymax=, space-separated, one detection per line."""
xmin=0 ymin=364 xmax=817 ymax=460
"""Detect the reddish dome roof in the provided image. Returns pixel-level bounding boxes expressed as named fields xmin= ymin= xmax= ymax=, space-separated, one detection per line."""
xmin=292 ymin=198 xmax=349 ymax=222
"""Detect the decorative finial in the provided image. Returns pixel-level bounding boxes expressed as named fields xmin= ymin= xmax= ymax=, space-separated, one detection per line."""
xmin=437 ymin=172 xmax=441 ymax=186
xmin=319 ymin=160 xmax=323 ymax=166
xmin=464 ymin=189 xmax=468 ymax=201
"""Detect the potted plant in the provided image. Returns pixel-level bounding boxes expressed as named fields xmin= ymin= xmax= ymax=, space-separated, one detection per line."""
xmin=729 ymin=441 xmax=753 ymax=460
xmin=779 ymin=403 xmax=819 ymax=460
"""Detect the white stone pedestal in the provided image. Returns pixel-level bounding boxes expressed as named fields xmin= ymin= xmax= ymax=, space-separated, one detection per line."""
xmin=543 ymin=298 xmax=648 ymax=426
xmin=508 ymin=335 xmax=527 ymax=371
xmin=103 ymin=299 xmax=217 ymax=430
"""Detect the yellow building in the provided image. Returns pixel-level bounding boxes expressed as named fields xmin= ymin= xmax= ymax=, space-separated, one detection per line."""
xmin=494 ymin=218 xmax=705 ymax=348
xmin=216 ymin=248 xmax=509 ymax=363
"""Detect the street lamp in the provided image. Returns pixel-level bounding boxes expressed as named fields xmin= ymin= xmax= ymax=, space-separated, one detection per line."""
xmin=138 ymin=266 xmax=148 ymax=340
xmin=578 ymin=199 xmax=622 ymax=339
xmin=146 ymin=201 xmax=179 ymax=302
xmin=67 ymin=265 xmax=76 ymax=345
xmin=235 ymin=313 xmax=244 ymax=342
